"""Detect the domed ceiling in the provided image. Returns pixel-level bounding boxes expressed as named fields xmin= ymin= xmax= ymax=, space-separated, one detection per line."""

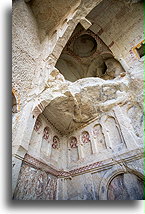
xmin=55 ymin=24 xmax=123 ymax=82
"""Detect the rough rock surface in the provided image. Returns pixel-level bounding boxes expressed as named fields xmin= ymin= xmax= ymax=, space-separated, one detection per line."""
xmin=12 ymin=0 xmax=144 ymax=200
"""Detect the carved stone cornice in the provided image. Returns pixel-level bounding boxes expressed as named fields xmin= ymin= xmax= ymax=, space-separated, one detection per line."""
xmin=19 ymin=149 xmax=144 ymax=178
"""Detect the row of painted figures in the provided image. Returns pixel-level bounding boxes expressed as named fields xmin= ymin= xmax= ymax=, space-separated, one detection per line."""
xmin=34 ymin=118 xmax=60 ymax=149
xmin=32 ymin=116 xmax=124 ymax=162
xmin=34 ymin=117 xmax=110 ymax=150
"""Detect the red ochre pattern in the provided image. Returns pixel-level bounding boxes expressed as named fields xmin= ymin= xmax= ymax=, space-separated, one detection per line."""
xmin=23 ymin=154 xmax=103 ymax=177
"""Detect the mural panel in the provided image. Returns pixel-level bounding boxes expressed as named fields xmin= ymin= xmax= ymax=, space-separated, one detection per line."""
xmin=51 ymin=136 xmax=60 ymax=161
xmin=69 ymin=137 xmax=79 ymax=162
xmin=107 ymin=173 xmax=144 ymax=200
xmin=41 ymin=126 xmax=50 ymax=154
xmin=13 ymin=164 xmax=57 ymax=200
xmin=81 ymin=131 xmax=92 ymax=157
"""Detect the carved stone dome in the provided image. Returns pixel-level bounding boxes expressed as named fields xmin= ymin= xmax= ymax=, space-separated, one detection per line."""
xmin=73 ymin=34 xmax=97 ymax=57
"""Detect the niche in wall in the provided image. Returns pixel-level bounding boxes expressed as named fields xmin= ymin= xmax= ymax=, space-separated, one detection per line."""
xmin=69 ymin=136 xmax=79 ymax=162
xmin=132 ymin=40 xmax=145 ymax=59
xmin=135 ymin=41 xmax=145 ymax=58
xmin=107 ymin=173 xmax=144 ymax=200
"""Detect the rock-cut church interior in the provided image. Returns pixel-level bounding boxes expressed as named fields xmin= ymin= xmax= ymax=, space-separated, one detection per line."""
xmin=12 ymin=0 xmax=144 ymax=200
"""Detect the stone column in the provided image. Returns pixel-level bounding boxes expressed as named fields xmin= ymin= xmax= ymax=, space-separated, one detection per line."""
xmin=12 ymin=101 xmax=37 ymax=196
xmin=60 ymin=135 xmax=68 ymax=170
xmin=47 ymin=141 xmax=52 ymax=157
xmin=77 ymin=138 xmax=84 ymax=160
xmin=12 ymin=146 xmax=26 ymax=197
xmin=57 ymin=178 xmax=68 ymax=200
xmin=12 ymin=102 xmax=37 ymax=153
xmin=118 ymin=58 xmax=129 ymax=72
xmin=100 ymin=117 xmax=113 ymax=150
xmin=89 ymin=132 xmax=98 ymax=154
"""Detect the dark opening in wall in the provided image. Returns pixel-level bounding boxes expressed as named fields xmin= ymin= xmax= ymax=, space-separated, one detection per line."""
xmin=136 ymin=42 xmax=145 ymax=58
xmin=12 ymin=92 xmax=17 ymax=114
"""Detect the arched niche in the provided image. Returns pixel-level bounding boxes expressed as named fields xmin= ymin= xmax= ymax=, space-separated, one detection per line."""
xmin=51 ymin=136 xmax=60 ymax=162
xmin=34 ymin=117 xmax=42 ymax=133
xmin=107 ymin=173 xmax=144 ymax=200
xmin=68 ymin=136 xmax=79 ymax=162
xmin=81 ymin=131 xmax=92 ymax=157
xmin=105 ymin=116 xmax=123 ymax=148
xmin=93 ymin=124 xmax=106 ymax=151
xmin=99 ymin=165 xmax=144 ymax=200
xmin=127 ymin=105 xmax=143 ymax=138
xmin=41 ymin=126 xmax=51 ymax=155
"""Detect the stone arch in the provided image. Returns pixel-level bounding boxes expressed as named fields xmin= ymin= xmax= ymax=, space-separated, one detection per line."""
xmin=81 ymin=131 xmax=92 ymax=157
xmin=31 ymin=75 xmax=80 ymax=134
xmin=68 ymin=136 xmax=79 ymax=163
xmin=107 ymin=173 xmax=144 ymax=200
xmin=99 ymin=165 xmax=144 ymax=200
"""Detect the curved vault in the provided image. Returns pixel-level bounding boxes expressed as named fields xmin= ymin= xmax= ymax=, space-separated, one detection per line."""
xmin=55 ymin=24 xmax=125 ymax=82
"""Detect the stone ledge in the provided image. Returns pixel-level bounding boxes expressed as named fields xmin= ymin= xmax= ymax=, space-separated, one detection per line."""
xmin=15 ymin=149 xmax=143 ymax=178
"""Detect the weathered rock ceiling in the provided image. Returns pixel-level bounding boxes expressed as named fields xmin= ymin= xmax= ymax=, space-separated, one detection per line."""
xmin=29 ymin=0 xmax=80 ymax=40
xmin=42 ymin=74 xmax=129 ymax=135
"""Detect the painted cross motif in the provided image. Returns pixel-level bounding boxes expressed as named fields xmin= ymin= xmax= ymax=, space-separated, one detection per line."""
xmin=52 ymin=136 xmax=60 ymax=149
xmin=43 ymin=127 xmax=49 ymax=140
xmin=34 ymin=118 xmax=42 ymax=132
xmin=81 ymin=131 xmax=91 ymax=144
xmin=70 ymin=137 xmax=78 ymax=148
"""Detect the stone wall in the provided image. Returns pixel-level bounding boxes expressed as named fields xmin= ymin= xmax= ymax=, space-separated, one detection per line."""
xmin=87 ymin=0 xmax=144 ymax=67
xmin=57 ymin=156 xmax=144 ymax=200
xmin=13 ymin=151 xmax=144 ymax=200
xmin=12 ymin=0 xmax=41 ymax=106
xmin=28 ymin=114 xmax=66 ymax=170
xmin=12 ymin=0 xmax=144 ymax=200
